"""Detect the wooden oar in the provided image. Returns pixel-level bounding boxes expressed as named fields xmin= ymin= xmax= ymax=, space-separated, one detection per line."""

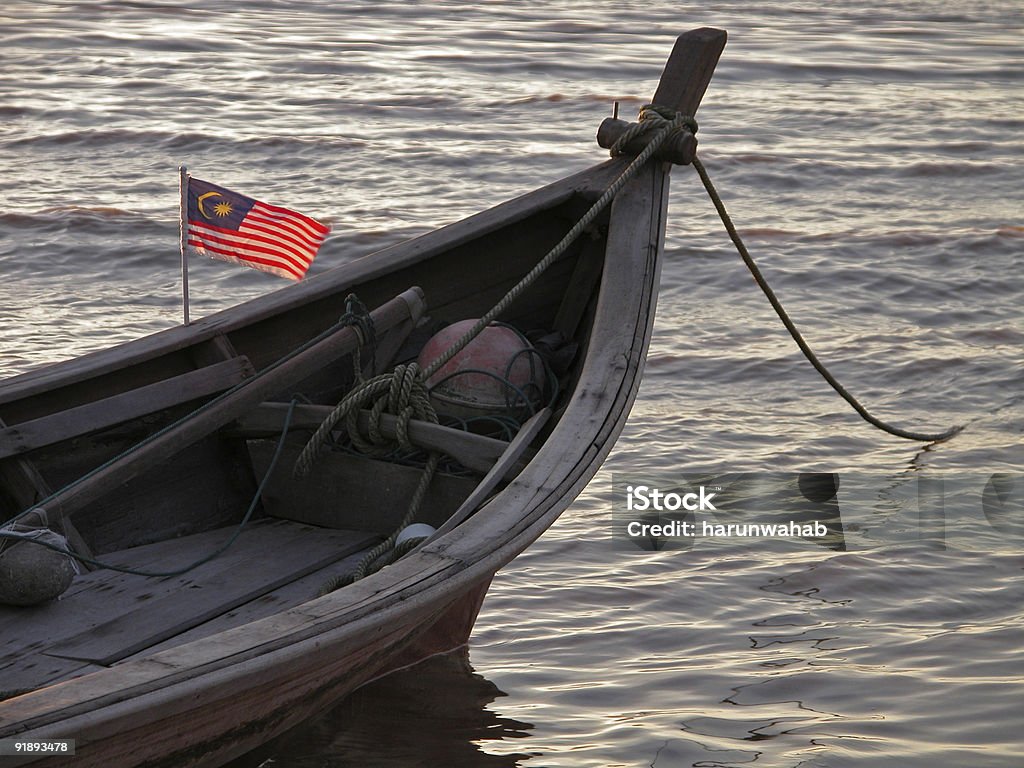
xmin=31 ymin=287 xmax=425 ymax=524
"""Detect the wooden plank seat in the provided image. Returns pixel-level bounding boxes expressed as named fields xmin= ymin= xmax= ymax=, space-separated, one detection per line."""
xmin=232 ymin=402 xmax=534 ymax=477
xmin=0 ymin=520 xmax=378 ymax=692
xmin=0 ymin=356 xmax=255 ymax=461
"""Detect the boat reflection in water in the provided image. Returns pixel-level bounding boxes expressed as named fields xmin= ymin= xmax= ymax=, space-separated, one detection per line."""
xmin=227 ymin=649 xmax=532 ymax=768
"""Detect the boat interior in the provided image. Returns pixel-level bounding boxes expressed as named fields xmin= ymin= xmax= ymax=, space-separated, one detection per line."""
xmin=0 ymin=182 xmax=617 ymax=700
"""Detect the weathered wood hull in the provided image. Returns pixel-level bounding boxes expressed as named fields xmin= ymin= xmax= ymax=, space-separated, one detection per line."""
xmin=0 ymin=28 xmax=726 ymax=767
xmin=9 ymin=579 xmax=492 ymax=768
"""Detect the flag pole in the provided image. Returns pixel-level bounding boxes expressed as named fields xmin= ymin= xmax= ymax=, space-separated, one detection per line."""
xmin=179 ymin=165 xmax=190 ymax=325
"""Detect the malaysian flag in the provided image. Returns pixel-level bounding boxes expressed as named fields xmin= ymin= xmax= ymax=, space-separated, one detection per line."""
xmin=185 ymin=177 xmax=330 ymax=281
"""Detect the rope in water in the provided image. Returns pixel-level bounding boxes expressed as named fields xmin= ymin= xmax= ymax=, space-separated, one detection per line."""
xmin=688 ymin=155 xmax=961 ymax=442
xmin=620 ymin=104 xmax=960 ymax=443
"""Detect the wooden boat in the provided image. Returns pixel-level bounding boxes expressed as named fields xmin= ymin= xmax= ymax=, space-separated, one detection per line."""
xmin=0 ymin=29 xmax=726 ymax=767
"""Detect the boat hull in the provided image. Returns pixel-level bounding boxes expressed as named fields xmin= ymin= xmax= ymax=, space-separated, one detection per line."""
xmin=0 ymin=160 xmax=668 ymax=767
xmin=0 ymin=27 xmax=729 ymax=765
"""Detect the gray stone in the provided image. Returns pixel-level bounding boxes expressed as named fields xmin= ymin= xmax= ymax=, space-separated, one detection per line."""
xmin=0 ymin=531 xmax=76 ymax=606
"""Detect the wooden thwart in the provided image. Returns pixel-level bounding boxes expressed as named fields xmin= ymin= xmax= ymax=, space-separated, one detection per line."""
xmin=0 ymin=356 xmax=255 ymax=461
xmin=0 ymin=657 xmax=102 ymax=701
xmin=233 ymin=402 xmax=529 ymax=477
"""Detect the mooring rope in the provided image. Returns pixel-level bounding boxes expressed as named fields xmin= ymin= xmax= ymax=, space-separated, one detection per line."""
xmin=688 ymin=155 xmax=961 ymax=443
xmin=623 ymin=104 xmax=960 ymax=442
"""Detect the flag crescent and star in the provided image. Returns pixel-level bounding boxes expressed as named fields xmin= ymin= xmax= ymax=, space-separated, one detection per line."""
xmin=185 ymin=176 xmax=330 ymax=281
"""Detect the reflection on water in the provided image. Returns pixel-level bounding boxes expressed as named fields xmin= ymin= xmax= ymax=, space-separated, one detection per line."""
xmin=227 ymin=649 xmax=532 ymax=768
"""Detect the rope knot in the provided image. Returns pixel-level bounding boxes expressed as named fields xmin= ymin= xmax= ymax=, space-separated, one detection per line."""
xmin=338 ymin=293 xmax=375 ymax=378
xmin=610 ymin=104 xmax=698 ymax=158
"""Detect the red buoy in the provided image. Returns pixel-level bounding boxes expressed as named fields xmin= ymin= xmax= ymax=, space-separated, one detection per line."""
xmin=418 ymin=320 xmax=540 ymax=419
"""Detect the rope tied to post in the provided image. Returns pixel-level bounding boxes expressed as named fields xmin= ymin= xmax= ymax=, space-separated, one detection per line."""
xmin=609 ymin=103 xmax=698 ymax=159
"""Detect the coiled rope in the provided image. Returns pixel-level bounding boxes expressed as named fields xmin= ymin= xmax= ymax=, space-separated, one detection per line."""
xmin=619 ymin=104 xmax=960 ymax=442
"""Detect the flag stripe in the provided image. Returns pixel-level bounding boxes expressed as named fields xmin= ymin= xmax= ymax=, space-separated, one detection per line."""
xmin=191 ymin=218 xmax=321 ymax=265
xmin=239 ymin=212 xmax=325 ymax=253
xmin=242 ymin=212 xmax=325 ymax=251
xmin=187 ymin=226 xmax=312 ymax=274
xmin=248 ymin=206 xmax=329 ymax=240
xmin=188 ymin=229 xmax=310 ymax=274
xmin=187 ymin=234 xmax=307 ymax=275
xmin=253 ymin=200 xmax=330 ymax=234
xmin=188 ymin=237 xmax=306 ymax=280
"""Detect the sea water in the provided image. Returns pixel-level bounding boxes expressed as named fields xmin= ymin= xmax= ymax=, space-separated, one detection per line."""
xmin=1 ymin=2 xmax=1022 ymax=766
